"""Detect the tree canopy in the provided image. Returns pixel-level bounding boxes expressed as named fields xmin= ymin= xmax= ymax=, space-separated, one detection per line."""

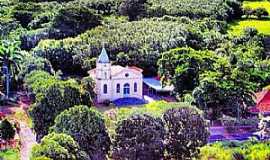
xmin=51 ymin=105 xmax=111 ymax=160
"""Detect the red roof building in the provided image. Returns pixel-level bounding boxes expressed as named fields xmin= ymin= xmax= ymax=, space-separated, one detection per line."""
xmin=256 ymin=89 xmax=270 ymax=112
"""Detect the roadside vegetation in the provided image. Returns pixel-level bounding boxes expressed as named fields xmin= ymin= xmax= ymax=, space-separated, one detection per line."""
xmin=0 ymin=149 xmax=20 ymax=160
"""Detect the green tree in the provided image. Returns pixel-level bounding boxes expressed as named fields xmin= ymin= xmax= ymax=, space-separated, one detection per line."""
xmin=158 ymin=47 xmax=216 ymax=96
xmin=51 ymin=105 xmax=111 ymax=160
xmin=0 ymin=119 xmax=15 ymax=140
xmin=0 ymin=40 xmax=23 ymax=95
xmin=29 ymin=82 xmax=90 ymax=141
xmin=119 ymin=0 xmax=147 ymax=21
xmin=18 ymin=54 xmax=54 ymax=81
xmin=163 ymin=107 xmax=209 ymax=160
xmin=112 ymin=114 xmax=165 ymax=160
xmin=52 ymin=5 xmax=102 ymax=36
xmin=193 ymin=61 xmax=256 ymax=120
xmin=31 ymin=132 xmax=89 ymax=160
xmin=81 ymin=76 xmax=96 ymax=100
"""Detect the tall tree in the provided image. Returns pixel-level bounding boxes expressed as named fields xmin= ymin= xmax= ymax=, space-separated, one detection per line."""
xmin=163 ymin=107 xmax=209 ymax=160
xmin=0 ymin=40 xmax=23 ymax=96
xmin=51 ymin=105 xmax=111 ymax=160
xmin=31 ymin=132 xmax=89 ymax=160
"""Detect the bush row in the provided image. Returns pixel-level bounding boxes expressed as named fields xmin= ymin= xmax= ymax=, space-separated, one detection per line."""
xmin=31 ymin=104 xmax=209 ymax=160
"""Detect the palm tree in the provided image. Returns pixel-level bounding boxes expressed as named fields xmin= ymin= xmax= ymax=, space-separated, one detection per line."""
xmin=0 ymin=40 xmax=23 ymax=98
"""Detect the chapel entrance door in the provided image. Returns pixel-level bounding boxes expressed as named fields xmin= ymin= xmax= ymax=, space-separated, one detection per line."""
xmin=123 ymin=83 xmax=130 ymax=97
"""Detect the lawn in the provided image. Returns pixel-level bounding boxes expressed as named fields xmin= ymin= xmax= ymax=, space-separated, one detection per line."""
xmin=0 ymin=149 xmax=20 ymax=160
xmin=228 ymin=19 xmax=270 ymax=35
xmin=98 ymin=101 xmax=193 ymax=135
xmin=228 ymin=1 xmax=270 ymax=36
xmin=243 ymin=1 xmax=270 ymax=13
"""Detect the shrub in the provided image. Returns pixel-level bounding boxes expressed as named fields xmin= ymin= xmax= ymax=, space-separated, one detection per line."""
xmin=18 ymin=54 xmax=54 ymax=81
xmin=112 ymin=114 xmax=165 ymax=160
xmin=31 ymin=132 xmax=89 ymax=160
xmin=200 ymin=141 xmax=270 ymax=160
xmin=29 ymin=82 xmax=90 ymax=141
xmin=147 ymin=0 xmax=240 ymax=20
xmin=52 ymin=5 xmax=102 ymax=37
xmin=163 ymin=107 xmax=209 ymax=159
xmin=199 ymin=143 xmax=233 ymax=160
xmin=243 ymin=7 xmax=268 ymax=19
xmin=119 ymin=0 xmax=147 ymax=21
xmin=81 ymin=76 xmax=96 ymax=100
xmin=254 ymin=7 xmax=269 ymax=19
xmin=36 ymin=47 xmax=77 ymax=73
xmin=24 ymin=70 xmax=58 ymax=100
xmin=51 ymin=105 xmax=111 ymax=160
xmin=0 ymin=119 xmax=16 ymax=140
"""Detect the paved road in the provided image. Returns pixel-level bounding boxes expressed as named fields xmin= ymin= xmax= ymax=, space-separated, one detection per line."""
xmin=19 ymin=122 xmax=36 ymax=160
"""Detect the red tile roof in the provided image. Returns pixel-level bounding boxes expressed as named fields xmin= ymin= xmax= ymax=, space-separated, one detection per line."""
xmin=256 ymin=89 xmax=270 ymax=112
xmin=88 ymin=65 xmax=143 ymax=78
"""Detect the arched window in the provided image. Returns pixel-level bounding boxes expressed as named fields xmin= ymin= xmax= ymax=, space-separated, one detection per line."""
xmin=123 ymin=83 xmax=130 ymax=95
xmin=134 ymin=83 xmax=137 ymax=92
xmin=103 ymin=84 xmax=107 ymax=94
xmin=116 ymin=84 xmax=120 ymax=93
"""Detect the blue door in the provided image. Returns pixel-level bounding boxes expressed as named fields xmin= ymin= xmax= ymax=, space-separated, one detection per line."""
xmin=123 ymin=83 xmax=130 ymax=96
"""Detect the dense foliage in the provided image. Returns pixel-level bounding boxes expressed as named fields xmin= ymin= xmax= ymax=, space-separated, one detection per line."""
xmin=158 ymin=28 xmax=270 ymax=119
xmin=0 ymin=119 xmax=15 ymax=140
xmin=112 ymin=114 xmax=165 ymax=160
xmin=163 ymin=107 xmax=209 ymax=159
xmin=52 ymin=5 xmax=102 ymax=37
xmin=200 ymin=141 xmax=270 ymax=160
xmin=27 ymin=71 xmax=92 ymax=140
xmin=1 ymin=0 xmax=270 ymax=159
xmin=0 ymin=40 xmax=23 ymax=91
xmin=80 ymin=76 xmax=96 ymax=100
xmin=119 ymin=0 xmax=147 ymax=21
xmin=31 ymin=132 xmax=89 ymax=160
xmin=147 ymin=0 xmax=242 ymax=20
xmin=51 ymin=105 xmax=111 ymax=160
xmin=18 ymin=54 xmax=54 ymax=81
xmin=33 ymin=17 xmax=226 ymax=75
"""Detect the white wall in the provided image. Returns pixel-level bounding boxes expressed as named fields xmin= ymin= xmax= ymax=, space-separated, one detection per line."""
xmin=96 ymin=68 xmax=143 ymax=103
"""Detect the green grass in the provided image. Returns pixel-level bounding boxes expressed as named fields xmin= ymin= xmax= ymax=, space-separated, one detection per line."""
xmin=228 ymin=1 xmax=270 ymax=36
xmin=243 ymin=1 xmax=270 ymax=13
xmin=228 ymin=19 xmax=270 ymax=35
xmin=0 ymin=149 xmax=20 ymax=160
xmin=101 ymin=101 xmax=196 ymax=136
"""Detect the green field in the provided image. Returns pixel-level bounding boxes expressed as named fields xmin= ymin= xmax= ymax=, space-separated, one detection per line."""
xmin=229 ymin=19 xmax=270 ymax=35
xmin=243 ymin=1 xmax=270 ymax=13
xmin=0 ymin=149 xmax=20 ymax=160
xmin=229 ymin=1 xmax=270 ymax=35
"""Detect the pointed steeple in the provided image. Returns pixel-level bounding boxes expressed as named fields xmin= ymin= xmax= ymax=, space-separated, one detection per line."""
xmin=98 ymin=47 xmax=110 ymax=63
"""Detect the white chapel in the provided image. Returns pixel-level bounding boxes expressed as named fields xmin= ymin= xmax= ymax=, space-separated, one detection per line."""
xmin=88 ymin=47 xmax=143 ymax=103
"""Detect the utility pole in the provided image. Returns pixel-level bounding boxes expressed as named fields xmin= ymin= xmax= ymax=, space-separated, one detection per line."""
xmin=2 ymin=65 xmax=11 ymax=99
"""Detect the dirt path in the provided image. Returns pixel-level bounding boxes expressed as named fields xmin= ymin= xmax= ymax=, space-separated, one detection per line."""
xmin=1 ymin=92 xmax=36 ymax=160
xmin=19 ymin=122 xmax=36 ymax=160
